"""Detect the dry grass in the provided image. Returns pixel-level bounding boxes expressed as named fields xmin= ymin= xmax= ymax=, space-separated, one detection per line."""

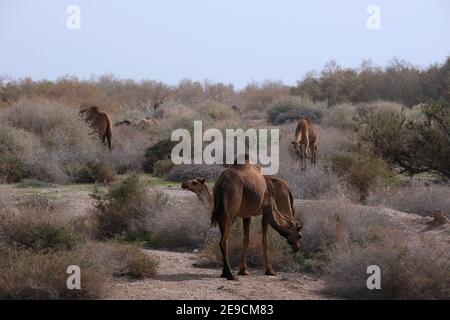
xmin=368 ymin=182 xmax=450 ymax=217
xmin=323 ymin=232 xmax=450 ymax=299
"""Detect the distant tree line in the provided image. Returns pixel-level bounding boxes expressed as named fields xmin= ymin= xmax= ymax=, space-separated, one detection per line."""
xmin=291 ymin=57 xmax=450 ymax=106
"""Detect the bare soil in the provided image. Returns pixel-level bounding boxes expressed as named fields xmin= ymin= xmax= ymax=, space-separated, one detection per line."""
xmin=107 ymin=249 xmax=329 ymax=300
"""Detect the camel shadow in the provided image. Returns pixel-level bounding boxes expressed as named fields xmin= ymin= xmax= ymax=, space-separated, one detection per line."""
xmin=154 ymin=273 xmax=218 ymax=282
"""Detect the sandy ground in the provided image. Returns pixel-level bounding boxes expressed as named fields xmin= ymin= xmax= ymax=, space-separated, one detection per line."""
xmin=107 ymin=249 xmax=329 ymax=300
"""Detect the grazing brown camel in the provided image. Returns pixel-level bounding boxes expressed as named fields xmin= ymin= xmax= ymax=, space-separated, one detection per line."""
xmin=80 ymin=106 xmax=112 ymax=149
xmin=209 ymin=164 xmax=301 ymax=280
xmin=291 ymin=118 xmax=317 ymax=170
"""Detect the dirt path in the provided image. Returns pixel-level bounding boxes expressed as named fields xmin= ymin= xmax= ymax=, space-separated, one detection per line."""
xmin=108 ymin=250 xmax=329 ymax=300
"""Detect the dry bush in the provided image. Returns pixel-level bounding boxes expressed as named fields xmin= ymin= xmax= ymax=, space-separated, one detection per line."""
xmin=147 ymin=192 xmax=210 ymax=250
xmin=166 ymin=164 xmax=225 ymax=182
xmin=142 ymin=139 xmax=177 ymax=174
xmin=368 ymin=182 xmax=450 ymax=217
xmin=0 ymin=205 xmax=85 ymax=252
xmin=297 ymin=199 xmax=397 ymax=263
xmin=91 ymin=174 xmax=155 ymax=239
xmin=71 ymin=161 xmax=116 ymax=184
xmin=197 ymin=100 xmax=235 ymax=120
xmin=201 ymin=217 xmax=299 ymax=272
xmin=316 ymin=126 xmax=353 ymax=161
xmin=153 ymin=160 xmax=174 ymax=177
xmin=0 ymin=126 xmax=30 ymax=182
xmin=323 ymin=233 xmax=450 ymax=299
xmin=0 ymin=98 xmax=108 ymax=183
xmin=0 ymin=245 xmax=107 ymax=299
xmin=240 ymin=81 xmax=289 ymax=114
xmin=322 ymin=103 xmax=357 ymax=129
xmin=82 ymin=241 xmax=158 ymax=279
xmin=110 ymin=125 xmax=154 ymax=173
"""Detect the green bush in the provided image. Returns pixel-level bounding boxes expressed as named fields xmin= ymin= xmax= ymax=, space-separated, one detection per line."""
xmin=143 ymin=139 xmax=177 ymax=174
xmin=331 ymin=153 xmax=394 ymax=201
xmin=91 ymin=174 xmax=153 ymax=238
xmin=266 ymin=97 xmax=323 ymax=125
xmin=4 ymin=222 xmax=84 ymax=252
xmin=357 ymin=100 xmax=450 ymax=179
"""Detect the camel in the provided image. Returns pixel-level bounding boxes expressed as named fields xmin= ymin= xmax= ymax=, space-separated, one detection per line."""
xmin=181 ymin=177 xmax=213 ymax=211
xmin=291 ymin=118 xmax=317 ymax=170
xmin=141 ymin=116 xmax=159 ymax=127
xmin=80 ymin=106 xmax=112 ymax=149
xmin=115 ymin=120 xmax=131 ymax=127
xmin=196 ymin=164 xmax=301 ymax=280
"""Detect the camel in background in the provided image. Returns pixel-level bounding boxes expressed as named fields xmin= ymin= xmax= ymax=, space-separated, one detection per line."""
xmin=195 ymin=164 xmax=301 ymax=280
xmin=141 ymin=116 xmax=159 ymax=127
xmin=291 ymin=118 xmax=317 ymax=170
xmin=80 ymin=106 xmax=112 ymax=149
xmin=231 ymin=105 xmax=242 ymax=115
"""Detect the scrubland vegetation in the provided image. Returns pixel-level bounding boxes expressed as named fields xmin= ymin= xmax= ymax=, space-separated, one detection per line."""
xmin=0 ymin=57 xmax=449 ymax=299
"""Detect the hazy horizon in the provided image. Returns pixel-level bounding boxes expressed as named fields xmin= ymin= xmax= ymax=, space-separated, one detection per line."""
xmin=1 ymin=0 xmax=449 ymax=88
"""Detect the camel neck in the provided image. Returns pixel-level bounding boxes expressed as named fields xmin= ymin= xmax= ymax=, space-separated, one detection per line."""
xmin=267 ymin=203 xmax=293 ymax=238
xmin=198 ymin=185 xmax=213 ymax=211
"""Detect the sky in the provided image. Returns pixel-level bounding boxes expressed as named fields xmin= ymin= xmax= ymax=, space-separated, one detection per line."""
xmin=0 ymin=0 xmax=449 ymax=88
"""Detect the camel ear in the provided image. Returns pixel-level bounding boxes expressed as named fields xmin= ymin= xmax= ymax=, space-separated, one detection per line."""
xmin=196 ymin=177 xmax=206 ymax=184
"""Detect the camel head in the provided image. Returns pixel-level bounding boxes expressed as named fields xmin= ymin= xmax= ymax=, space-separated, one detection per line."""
xmin=285 ymin=220 xmax=302 ymax=253
xmin=291 ymin=140 xmax=302 ymax=158
xmin=80 ymin=106 xmax=100 ymax=119
xmin=181 ymin=177 xmax=210 ymax=200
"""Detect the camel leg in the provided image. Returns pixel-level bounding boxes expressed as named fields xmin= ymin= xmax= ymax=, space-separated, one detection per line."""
xmin=302 ymin=145 xmax=307 ymax=171
xmin=219 ymin=220 xmax=236 ymax=280
xmin=310 ymin=144 xmax=315 ymax=166
xmin=238 ymin=217 xmax=251 ymax=275
xmin=262 ymin=211 xmax=276 ymax=276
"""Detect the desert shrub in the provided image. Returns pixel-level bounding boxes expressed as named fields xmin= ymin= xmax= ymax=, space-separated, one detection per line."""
xmin=368 ymin=182 xmax=450 ymax=217
xmin=323 ymin=233 xmax=450 ymax=299
xmin=71 ymin=161 xmax=116 ymax=184
xmin=197 ymin=100 xmax=235 ymax=120
xmin=267 ymin=96 xmax=324 ymax=125
xmin=83 ymin=241 xmax=158 ymax=279
xmin=316 ymin=126 xmax=353 ymax=161
xmin=357 ymin=100 xmax=450 ymax=179
xmin=0 ymin=246 xmax=107 ymax=299
xmin=0 ymin=207 xmax=85 ymax=252
xmin=146 ymin=191 xmax=210 ymax=249
xmin=0 ymin=98 xmax=107 ymax=183
xmin=322 ymin=103 xmax=357 ymax=129
xmin=241 ymin=81 xmax=289 ymax=113
xmin=0 ymin=126 xmax=31 ymax=183
xmin=110 ymin=125 xmax=154 ymax=173
xmin=91 ymin=174 xmax=154 ymax=238
xmin=166 ymin=164 xmax=224 ymax=182
xmin=153 ymin=159 xmax=174 ymax=178
xmin=143 ymin=139 xmax=177 ymax=174
xmin=330 ymin=153 xmax=395 ymax=202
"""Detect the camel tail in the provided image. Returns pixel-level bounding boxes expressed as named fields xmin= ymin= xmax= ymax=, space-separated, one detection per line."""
xmin=211 ymin=189 xmax=222 ymax=227
xmin=105 ymin=115 xmax=112 ymax=150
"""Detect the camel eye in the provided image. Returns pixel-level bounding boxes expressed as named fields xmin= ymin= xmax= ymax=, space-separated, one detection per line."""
xmin=192 ymin=181 xmax=198 ymax=185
